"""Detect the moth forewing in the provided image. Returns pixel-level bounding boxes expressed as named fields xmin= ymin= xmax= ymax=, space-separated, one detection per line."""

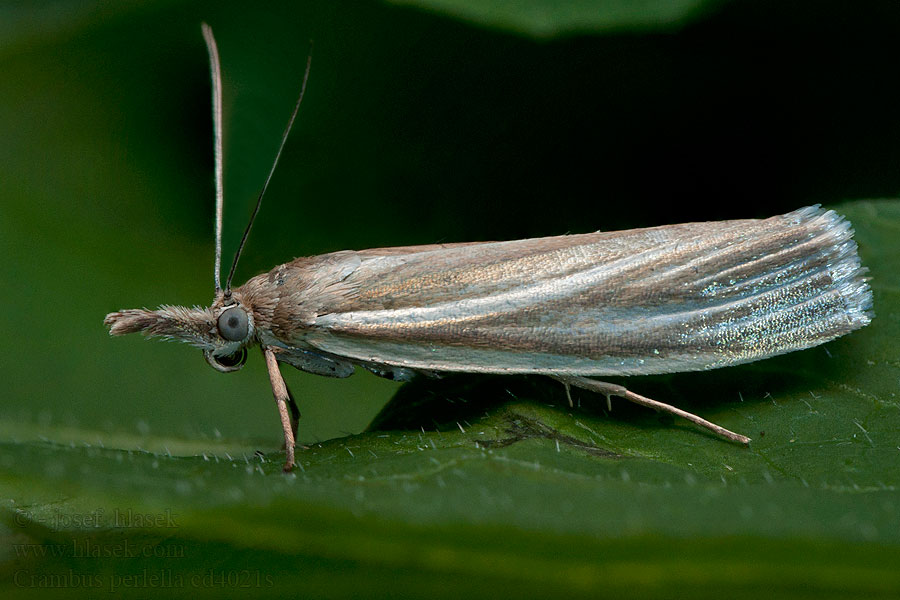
xmin=283 ymin=206 xmax=871 ymax=377
xmin=105 ymin=25 xmax=874 ymax=472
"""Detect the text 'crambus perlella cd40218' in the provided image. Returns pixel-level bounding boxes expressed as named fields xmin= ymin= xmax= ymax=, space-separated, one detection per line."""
xmin=104 ymin=25 xmax=873 ymax=472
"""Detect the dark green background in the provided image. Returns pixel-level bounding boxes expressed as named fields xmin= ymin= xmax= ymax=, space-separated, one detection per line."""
xmin=2 ymin=1 xmax=899 ymax=597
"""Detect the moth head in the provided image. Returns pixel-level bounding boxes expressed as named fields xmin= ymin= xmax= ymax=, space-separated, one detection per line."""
xmin=104 ymin=298 xmax=255 ymax=373
xmin=104 ymin=24 xmax=309 ymax=378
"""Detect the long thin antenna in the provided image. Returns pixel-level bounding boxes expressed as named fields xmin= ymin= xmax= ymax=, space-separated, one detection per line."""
xmin=224 ymin=47 xmax=313 ymax=296
xmin=201 ymin=23 xmax=225 ymax=293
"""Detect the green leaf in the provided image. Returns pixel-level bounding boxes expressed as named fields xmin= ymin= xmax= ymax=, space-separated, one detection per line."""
xmin=3 ymin=200 xmax=900 ymax=597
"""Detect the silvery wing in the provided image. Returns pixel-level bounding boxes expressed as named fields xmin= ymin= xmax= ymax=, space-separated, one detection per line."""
xmin=246 ymin=205 xmax=872 ymax=376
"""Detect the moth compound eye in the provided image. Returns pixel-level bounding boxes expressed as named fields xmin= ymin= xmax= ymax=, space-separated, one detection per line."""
xmin=217 ymin=307 xmax=248 ymax=341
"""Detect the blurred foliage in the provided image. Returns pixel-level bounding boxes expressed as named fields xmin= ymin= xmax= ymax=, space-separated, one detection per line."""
xmin=385 ymin=0 xmax=728 ymax=37
xmin=1 ymin=0 xmax=900 ymax=597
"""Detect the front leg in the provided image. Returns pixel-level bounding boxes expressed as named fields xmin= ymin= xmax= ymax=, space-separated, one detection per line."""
xmin=285 ymin=385 xmax=300 ymax=445
xmin=553 ymin=375 xmax=750 ymax=445
xmin=263 ymin=346 xmax=297 ymax=472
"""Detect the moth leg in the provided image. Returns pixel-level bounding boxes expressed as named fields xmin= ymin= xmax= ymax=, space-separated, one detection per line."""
xmin=553 ymin=375 xmax=751 ymax=446
xmin=269 ymin=348 xmax=305 ymax=449
xmin=562 ymin=380 xmax=574 ymax=408
xmin=263 ymin=347 xmax=296 ymax=472
xmin=285 ymin=385 xmax=300 ymax=445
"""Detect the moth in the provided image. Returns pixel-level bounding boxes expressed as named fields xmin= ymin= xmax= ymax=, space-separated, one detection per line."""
xmin=105 ymin=25 xmax=873 ymax=471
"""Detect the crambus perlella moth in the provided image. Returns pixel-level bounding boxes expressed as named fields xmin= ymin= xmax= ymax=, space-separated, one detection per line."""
xmin=105 ymin=24 xmax=873 ymax=471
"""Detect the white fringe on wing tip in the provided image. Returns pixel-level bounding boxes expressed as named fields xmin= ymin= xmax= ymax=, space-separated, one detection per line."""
xmin=790 ymin=204 xmax=874 ymax=326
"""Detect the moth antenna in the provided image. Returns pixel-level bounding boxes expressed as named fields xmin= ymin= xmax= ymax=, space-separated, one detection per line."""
xmin=224 ymin=43 xmax=314 ymax=297
xmin=201 ymin=23 xmax=225 ymax=294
